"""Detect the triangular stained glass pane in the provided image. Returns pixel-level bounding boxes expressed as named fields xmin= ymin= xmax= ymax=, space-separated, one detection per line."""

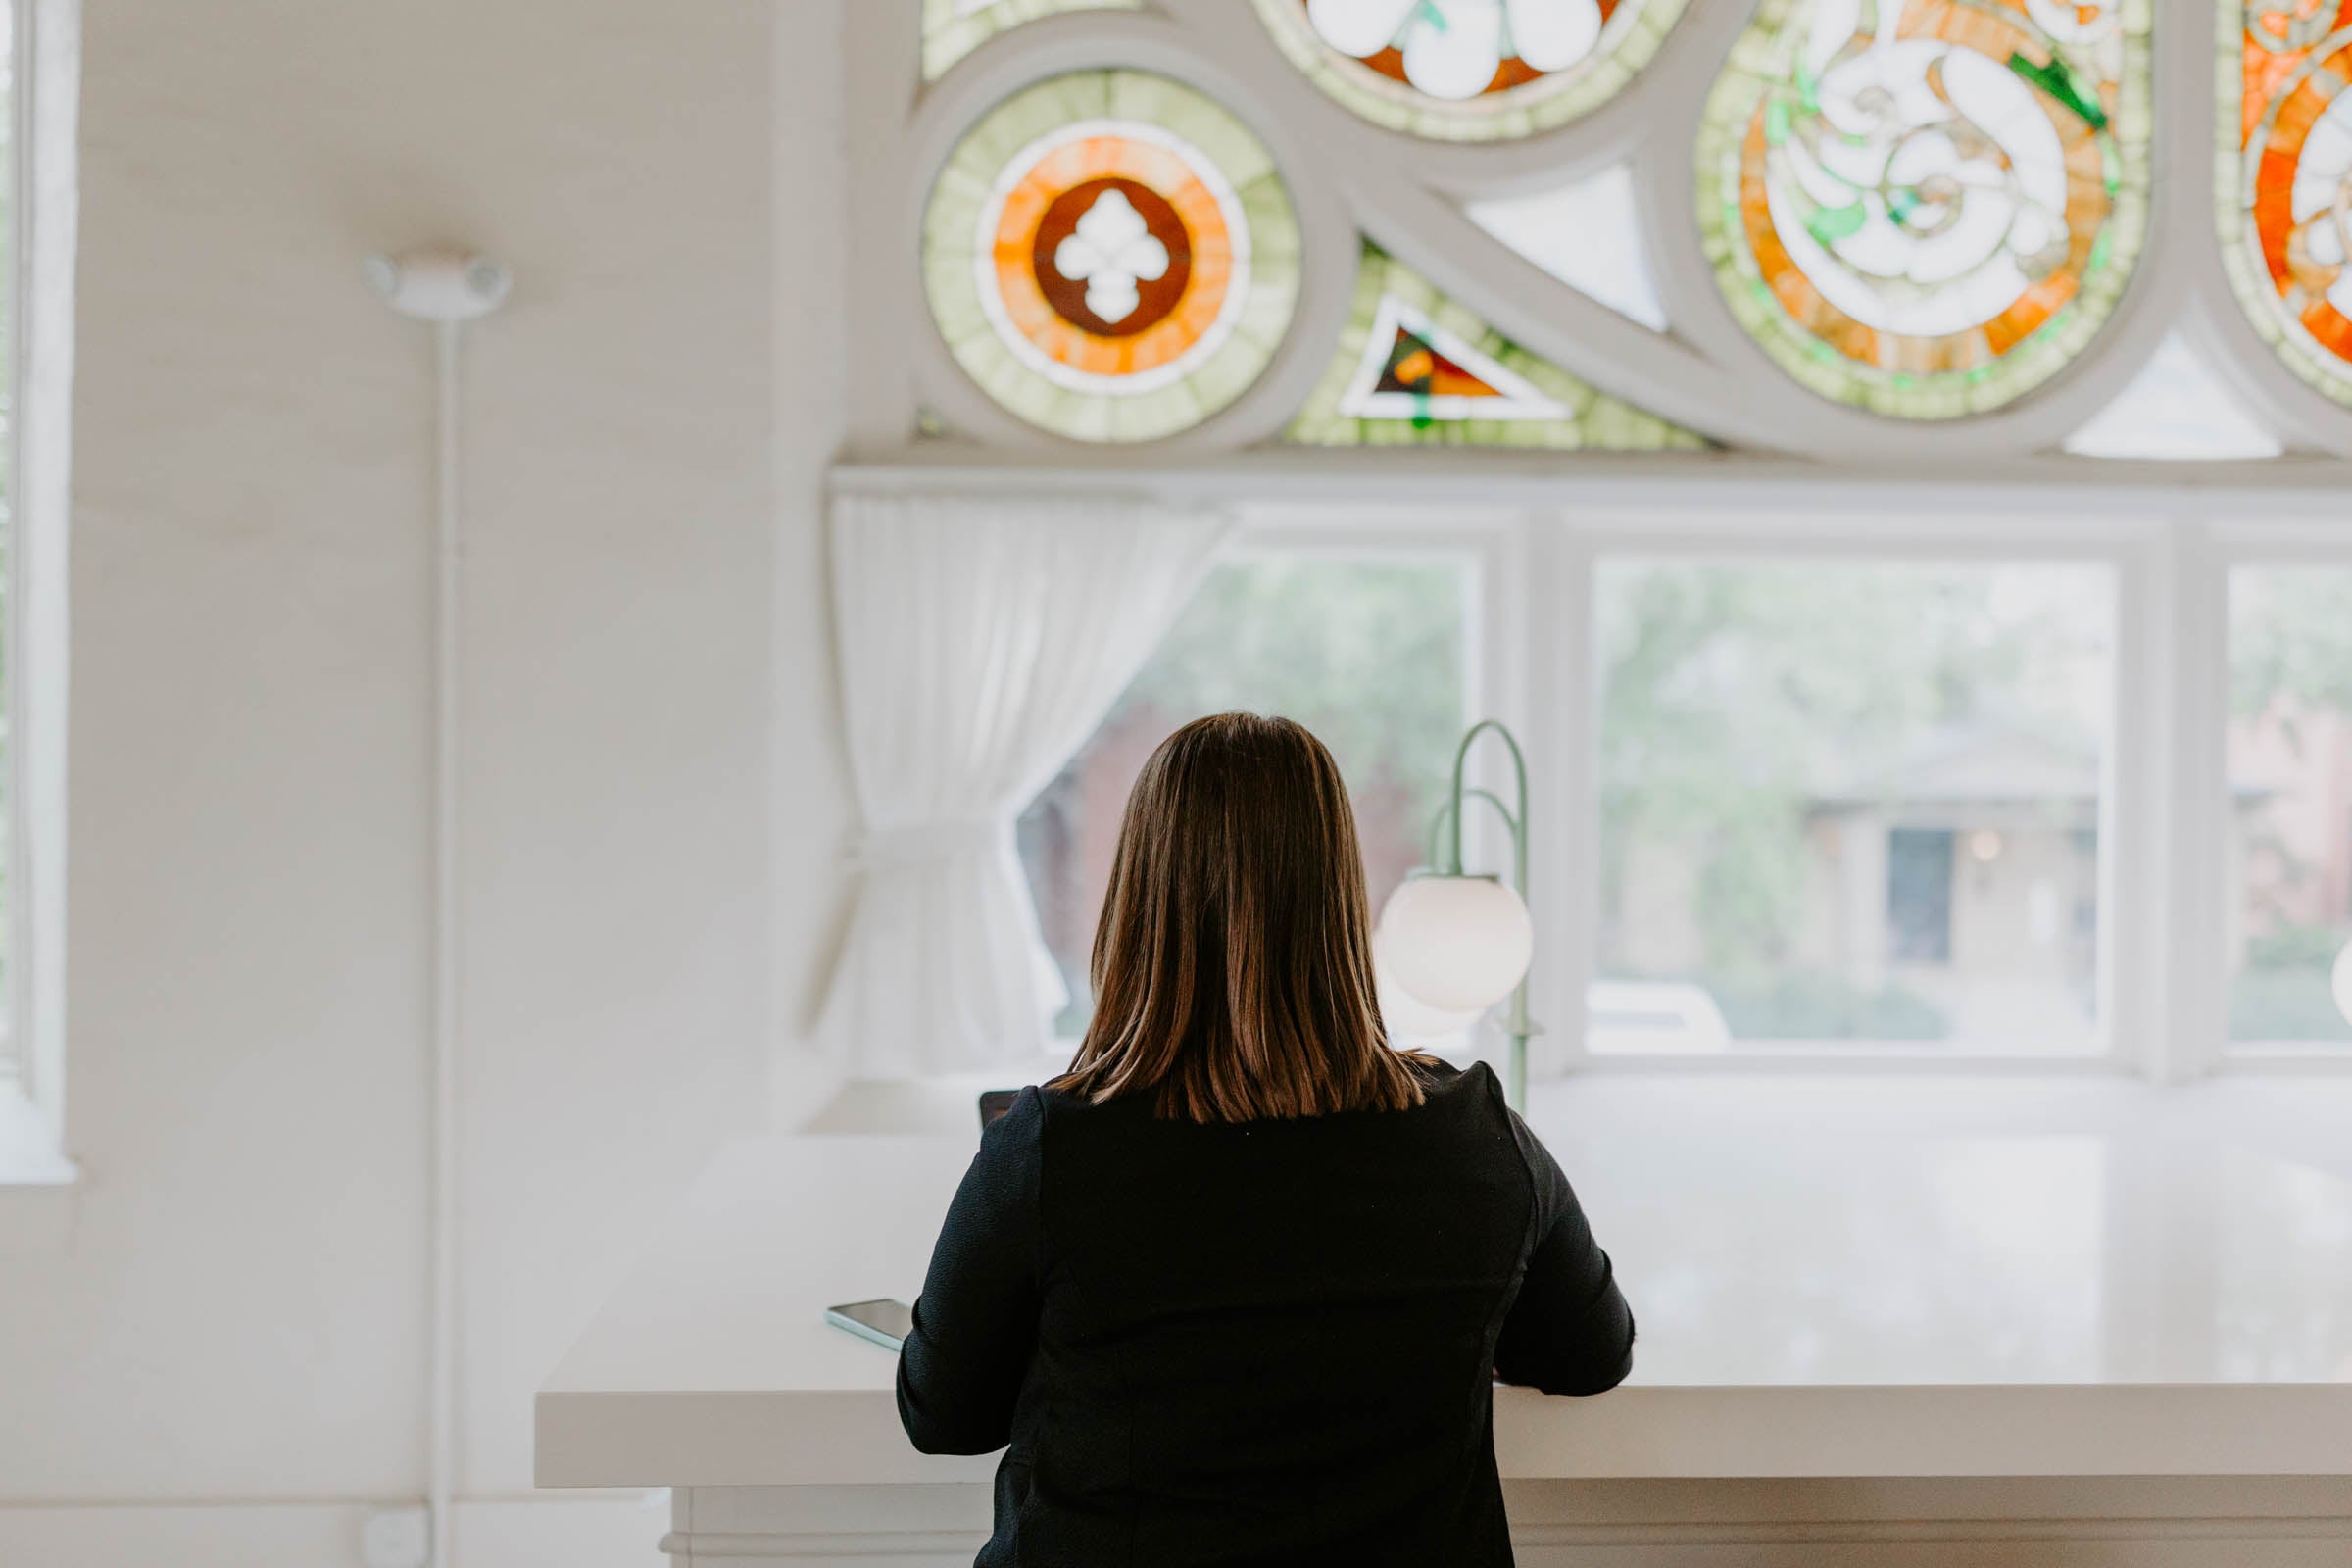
xmin=1465 ymin=165 xmax=1668 ymax=332
xmin=2063 ymin=334 xmax=2284 ymax=461
xmin=1286 ymin=242 xmax=1707 ymax=450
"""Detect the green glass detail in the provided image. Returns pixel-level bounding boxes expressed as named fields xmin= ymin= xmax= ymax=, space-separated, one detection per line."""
xmin=920 ymin=0 xmax=1141 ymax=81
xmin=1805 ymin=202 xmax=1866 ymax=247
xmin=2008 ymin=52 xmax=2107 ymax=132
xmin=1283 ymin=242 xmax=1710 ymax=452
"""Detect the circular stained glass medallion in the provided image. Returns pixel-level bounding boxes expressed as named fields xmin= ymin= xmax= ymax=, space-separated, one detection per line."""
xmin=922 ymin=71 xmax=1302 ymax=443
xmin=1250 ymin=0 xmax=1690 ymax=142
xmin=2225 ymin=4 xmax=2352 ymax=405
xmin=1695 ymin=0 xmax=2152 ymax=419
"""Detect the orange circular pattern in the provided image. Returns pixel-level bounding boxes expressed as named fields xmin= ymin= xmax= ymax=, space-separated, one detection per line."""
xmin=991 ymin=133 xmax=1235 ymax=382
xmin=2249 ymin=27 xmax=2352 ymax=366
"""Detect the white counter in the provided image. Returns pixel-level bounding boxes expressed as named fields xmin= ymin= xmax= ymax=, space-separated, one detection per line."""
xmin=538 ymin=1075 xmax=2352 ymax=1495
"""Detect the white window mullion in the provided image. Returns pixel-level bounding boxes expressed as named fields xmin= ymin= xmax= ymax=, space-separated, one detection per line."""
xmin=2153 ymin=521 xmax=2231 ymax=1082
xmin=1533 ymin=511 xmax=1594 ymax=1081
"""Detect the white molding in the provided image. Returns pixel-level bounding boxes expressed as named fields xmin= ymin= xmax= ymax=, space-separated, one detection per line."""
xmin=653 ymin=1508 xmax=2352 ymax=1565
xmin=2162 ymin=522 xmax=2232 ymax=1080
xmin=2105 ymin=527 xmax=2162 ymax=1077
xmin=1544 ymin=523 xmax=1595 ymax=1075
xmin=0 ymin=1494 xmax=666 ymax=1568
xmin=1518 ymin=1515 xmax=2352 ymax=1545
xmin=831 ymin=452 xmax=2352 ymax=507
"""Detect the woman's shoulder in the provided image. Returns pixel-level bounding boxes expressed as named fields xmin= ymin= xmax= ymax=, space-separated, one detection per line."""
xmin=1407 ymin=1054 xmax=1506 ymax=1110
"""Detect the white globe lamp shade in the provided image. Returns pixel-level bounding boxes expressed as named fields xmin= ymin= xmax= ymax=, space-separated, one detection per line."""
xmin=1376 ymin=874 xmax=1534 ymax=1014
xmin=1374 ymin=930 xmax=1486 ymax=1040
xmin=2332 ymin=937 xmax=2352 ymax=1028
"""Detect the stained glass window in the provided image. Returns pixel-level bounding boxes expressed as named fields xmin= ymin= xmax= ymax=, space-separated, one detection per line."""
xmin=2221 ymin=1 xmax=2352 ymax=406
xmin=1287 ymin=243 xmax=1706 ymax=449
xmin=1695 ymin=0 xmax=2152 ymax=419
xmin=1466 ymin=166 xmax=1670 ymax=331
xmin=1250 ymin=0 xmax=1690 ymax=142
xmin=921 ymin=71 xmax=1302 ymax=444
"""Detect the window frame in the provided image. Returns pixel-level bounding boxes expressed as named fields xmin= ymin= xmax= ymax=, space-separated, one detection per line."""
xmin=0 ymin=0 xmax=23 ymax=1092
xmin=862 ymin=466 xmax=2352 ymax=1083
xmin=1 ymin=0 xmax=74 ymax=1188
xmin=1551 ymin=506 xmax=2152 ymax=1075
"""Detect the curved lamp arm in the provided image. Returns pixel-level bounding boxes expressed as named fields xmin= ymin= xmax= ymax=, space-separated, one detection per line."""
xmin=1436 ymin=720 xmax=1537 ymax=1110
xmin=1425 ymin=787 xmax=1518 ymax=870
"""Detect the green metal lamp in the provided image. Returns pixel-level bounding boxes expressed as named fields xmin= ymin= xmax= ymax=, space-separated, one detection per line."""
xmin=1374 ymin=719 xmax=1538 ymax=1111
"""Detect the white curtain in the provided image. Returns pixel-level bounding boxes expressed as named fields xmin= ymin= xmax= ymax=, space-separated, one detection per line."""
xmin=818 ymin=490 xmax=1233 ymax=1076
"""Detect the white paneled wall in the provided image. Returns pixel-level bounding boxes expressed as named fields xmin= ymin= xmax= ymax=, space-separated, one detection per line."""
xmin=0 ymin=0 xmax=851 ymax=1560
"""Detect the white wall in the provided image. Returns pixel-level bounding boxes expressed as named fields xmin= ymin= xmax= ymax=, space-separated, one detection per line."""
xmin=0 ymin=0 xmax=849 ymax=1559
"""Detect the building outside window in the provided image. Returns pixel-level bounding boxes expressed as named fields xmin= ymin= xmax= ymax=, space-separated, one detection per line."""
xmin=1588 ymin=558 xmax=2114 ymax=1056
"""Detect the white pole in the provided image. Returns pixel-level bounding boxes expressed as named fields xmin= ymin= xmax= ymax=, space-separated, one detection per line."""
xmin=428 ymin=314 xmax=462 ymax=1568
xmin=368 ymin=250 xmax=508 ymax=1568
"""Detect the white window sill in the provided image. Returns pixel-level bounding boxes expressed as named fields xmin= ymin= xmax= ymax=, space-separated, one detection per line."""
xmin=0 ymin=1078 xmax=78 ymax=1254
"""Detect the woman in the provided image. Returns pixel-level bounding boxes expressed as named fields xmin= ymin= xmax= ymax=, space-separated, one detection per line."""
xmin=899 ymin=712 xmax=1634 ymax=1566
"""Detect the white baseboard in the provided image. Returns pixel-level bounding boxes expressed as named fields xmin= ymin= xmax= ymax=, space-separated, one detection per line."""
xmin=0 ymin=1500 xmax=365 ymax=1568
xmin=0 ymin=1493 xmax=669 ymax=1568
xmin=660 ymin=1478 xmax=2352 ymax=1568
xmin=1509 ymin=1516 xmax=2352 ymax=1568
xmin=459 ymin=1494 xmax=671 ymax=1567
xmin=654 ymin=1518 xmax=2352 ymax=1568
xmin=7 ymin=1486 xmax=2347 ymax=1568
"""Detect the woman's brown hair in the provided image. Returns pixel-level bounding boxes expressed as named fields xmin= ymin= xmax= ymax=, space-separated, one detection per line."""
xmin=1050 ymin=712 xmax=1428 ymax=1122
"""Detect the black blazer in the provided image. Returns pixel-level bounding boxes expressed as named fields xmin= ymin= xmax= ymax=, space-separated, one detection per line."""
xmin=898 ymin=1059 xmax=1635 ymax=1566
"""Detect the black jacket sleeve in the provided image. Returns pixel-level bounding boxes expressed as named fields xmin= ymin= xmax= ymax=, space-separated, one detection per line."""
xmin=1491 ymin=1106 xmax=1636 ymax=1396
xmin=897 ymin=1086 xmax=1045 ymax=1454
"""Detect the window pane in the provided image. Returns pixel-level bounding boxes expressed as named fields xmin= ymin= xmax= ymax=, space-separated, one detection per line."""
xmin=2062 ymin=333 xmax=2282 ymax=462
xmin=1020 ymin=553 xmax=1474 ymax=1037
xmin=2226 ymin=566 xmax=2352 ymax=1049
xmin=1591 ymin=559 xmax=2114 ymax=1054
